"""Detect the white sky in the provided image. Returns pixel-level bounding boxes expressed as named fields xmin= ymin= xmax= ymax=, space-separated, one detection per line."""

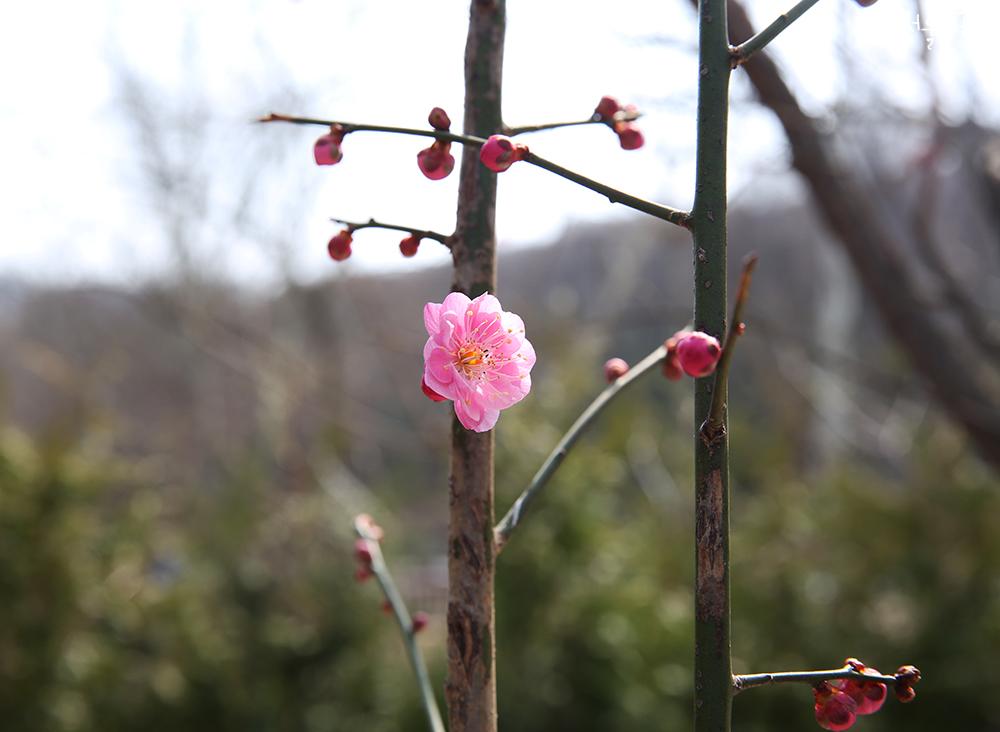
xmin=1 ymin=0 xmax=996 ymax=288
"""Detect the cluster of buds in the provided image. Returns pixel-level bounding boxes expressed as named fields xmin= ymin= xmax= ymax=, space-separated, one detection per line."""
xmin=328 ymin=229 xmax=353 ymax=261
xmin=813 ymin=659 xmax=920 ymax=731
xmin=417 ymin=107 xmax=455 ymax=180
xmin=594 ymin=96 xmax=644 ymax=150
xmin=480 ymin=135 xmax=529 ymax=173
xmin=662 ymin=330 xmax=722 ymax=380
xmin=314 ymin=124 xmax=346 ymax=165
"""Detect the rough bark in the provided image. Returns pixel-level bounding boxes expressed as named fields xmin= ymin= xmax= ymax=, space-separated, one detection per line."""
xmin=445 ymin=2 xmax=505 ymax=731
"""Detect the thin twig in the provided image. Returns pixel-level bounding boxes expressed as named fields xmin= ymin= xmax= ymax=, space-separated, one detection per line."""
xmin=701 ymin=254 xmax=758 ymax=445
xmin=730 ymin=0 xmax=824 ymax=66
xmin=734 ymin=665 xmax=906 ymax=694
xmin=506 ymin=108 xmax=640 ymax=136
xmin=261 ymin=113 xmax=690 ymax=228
xmin=523 ymin=153 xmax=690 ymax=227
xmin=331 ymin=217 xmax=452 ymax=247
xmin=353 ymin=517 xmax=445 ymax=732
xmin=494 ymin=343 xmax=668 ymax=554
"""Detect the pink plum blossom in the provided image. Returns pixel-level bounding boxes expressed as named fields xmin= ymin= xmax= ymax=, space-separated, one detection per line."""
xmin=422 ymin=292 xmax=535 ymax=432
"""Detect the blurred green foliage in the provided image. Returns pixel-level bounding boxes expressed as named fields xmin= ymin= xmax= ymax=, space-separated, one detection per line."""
xmin=1 ymin=369 xmax=998 ymax=731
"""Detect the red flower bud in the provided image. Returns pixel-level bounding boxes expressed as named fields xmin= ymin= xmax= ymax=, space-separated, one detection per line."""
xmin=594 ymin=95 xmax=621 ymax=121
xmin=381 ymin=599 xmax=393 ymax=615
xmin=615 ymin=121 xmax=645 ymax=150
xmin=814 ymin=685 xmax=858 ymax=731
xmin=327 ymin=230 xmax=353 ymax=261
xmin=314 ymin=125 xmax=345 ymax=165
xmin=354 ymin=538 xmax=373 ymax=567
xmin=399 ymin=235 xmax=421 ymax=258
xmin=411 ymin=611 xmax=429 ymax=634
xmin=603 ymin=357 xmax=630 ymax=382
xmin=479 ymin=135 xmax=528 ymax=173
xmin=421 ymin=377 xmax=448 ymax=402
xmin=417 ymin=141 xmax=455 ymax=180
xmin=428 ymin=107 xmax=451 ymax=131
xmin=354 ymin=565 xmax=373 ymax=582
xmin=675 ymin=331 xmax=722 ymax=377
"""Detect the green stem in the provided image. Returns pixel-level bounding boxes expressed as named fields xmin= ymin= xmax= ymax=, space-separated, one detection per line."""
xmin=330 ymin=217 xmax=451 ymax=246
xmin=730 ymin=0 xmax=824 ymax=66
xmin=690 ymin=0 xmax=733 ymax=730
xmin=260 ymin=113 xmax=689 ymax=228
xmin=494 ymin=343 xmax=668 ymax=554
xmin=354 ymin=519 xmax=445 ymax=732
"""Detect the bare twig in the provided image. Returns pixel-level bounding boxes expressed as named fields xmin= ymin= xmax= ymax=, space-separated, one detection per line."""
xmin=701 ymin=254 xmax=758 ymax=445
xmin=494 ymin=343 xmax=668 ymax=554
xmin=730 ymin=0 xmax=824 ymax=66
xmin=734 ymin=663 xmax=920 ymax=694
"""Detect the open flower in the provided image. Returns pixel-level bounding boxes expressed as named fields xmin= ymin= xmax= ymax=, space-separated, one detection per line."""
xmin=422 ymin=292 xmax=535 ymax=432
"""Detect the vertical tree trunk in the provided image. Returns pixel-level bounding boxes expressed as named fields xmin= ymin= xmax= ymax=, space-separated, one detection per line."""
xmin=446 ymin=2 xmax=506 ymax=731
xmin=691 ymin=1 xmax=734 ymax=731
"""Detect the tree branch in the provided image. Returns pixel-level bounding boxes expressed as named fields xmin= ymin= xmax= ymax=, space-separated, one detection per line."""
xmin=730 ymin=0 xmax=824 ymax=66
xmin=330 ymin=217 xmax=452 ymax=247
xmin=734 ymin=664 xmax=917 ymax=694
xmin=261 ymin=113 xmax=690 ymax=228
xmin=494 ymin=343 xmax=668 ymax=554
xmin=701 ymin=254 xmax=757 ymax=444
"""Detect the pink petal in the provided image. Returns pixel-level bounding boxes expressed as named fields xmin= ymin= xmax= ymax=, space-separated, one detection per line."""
xmin=423 ymin=302 xmax=442 ymax=336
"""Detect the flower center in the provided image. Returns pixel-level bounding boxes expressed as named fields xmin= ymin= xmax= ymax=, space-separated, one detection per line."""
xmin=458 ymin=346 xmax=485 ymax=372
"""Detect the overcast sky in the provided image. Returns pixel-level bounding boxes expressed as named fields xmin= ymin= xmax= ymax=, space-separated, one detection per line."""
xmin=2 ymin=0 xmax=996 ymax=288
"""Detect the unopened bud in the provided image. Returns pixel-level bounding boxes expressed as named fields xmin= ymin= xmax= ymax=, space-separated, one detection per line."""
xmin=428 ymin=107 xmax=451 ymax=131
xmin=615 ymin=122 xmax=645 ymax=150
xmin=421 ymin=377 xmax=448 ymax=402
xmin=417 ymin=141 xmax=455 ymax=180
xmin=603 ymin=357 xmax=630 ymax=382
xmin=594 ymin=95 xmax=621 ymax=121
xmin=675 ymin=331 xmax=722 ymax=378
xmin=814 ymin=685 xmax=858 ymax=731
xmin=314 ymin=125 xmax=345 ymax=166
xmin=355 ymin=513 xmax=384 ymax=541
xmin=411 ymin=611 xmax=429 ymax=634
xmin=479 ymin=135 xmax=528 ymax=173
xmin=327 ymin=230 xmax=353 ymax=261
xmin=354 ymin=538 xmax=373 ymax=567
xmin=399 ymin=235 xmax=421 ymax=258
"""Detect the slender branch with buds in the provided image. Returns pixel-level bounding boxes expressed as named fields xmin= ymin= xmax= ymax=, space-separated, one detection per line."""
xmin=734 ymin=662 xmax=922 ymax=695
xmin=494 ymin=343 xmax=668 ymax=554
xmin=330 ymin=217 xmax=452 ymax=247
xmin=260 ymin=113 xmax=690 ymax=228
xmin=353 ymin=516 xmax=444 ymax=732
